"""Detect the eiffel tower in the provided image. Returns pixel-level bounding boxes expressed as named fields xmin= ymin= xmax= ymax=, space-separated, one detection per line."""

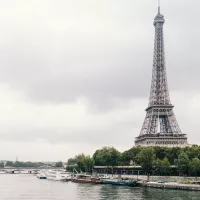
xmin=135 ymin=5 xmax=188 ymax=147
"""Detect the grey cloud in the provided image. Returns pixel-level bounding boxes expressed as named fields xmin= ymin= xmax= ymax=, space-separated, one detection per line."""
xmin=0 ymin=120 xmax=138 ymax=145
xmin=0 ymin=0 xmax=199 ymax=108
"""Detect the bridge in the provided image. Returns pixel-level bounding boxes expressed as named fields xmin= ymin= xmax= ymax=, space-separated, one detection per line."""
xmin=1 ymin=167 xmax=62 ymax=174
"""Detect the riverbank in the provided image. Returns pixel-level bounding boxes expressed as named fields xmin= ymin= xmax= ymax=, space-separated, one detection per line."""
xmin=110 ymin=174 xmax=200 ymax=191
xmin=144 ymin=181 xmax=200 ymax=191
xmin=112 ymin=174 xmax=200 ymax=183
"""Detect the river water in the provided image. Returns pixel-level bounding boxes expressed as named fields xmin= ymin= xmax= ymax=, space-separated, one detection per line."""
xmin=0 ymin=174 xmax=200 ymax=200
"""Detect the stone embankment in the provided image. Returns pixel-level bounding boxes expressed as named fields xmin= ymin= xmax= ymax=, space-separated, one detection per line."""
xmin=113 ymin=174 xmax=200 ymax=183
xmin=149 ymin=175 xmax=200 ymax=183
xmin=144 ymin=182 xmax=200 ymax=191
xmin=112 ymin=175 xmax=200 ymax=191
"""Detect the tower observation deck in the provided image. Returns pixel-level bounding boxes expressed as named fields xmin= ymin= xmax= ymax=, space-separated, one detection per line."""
xmin=135 ymin=6 xmax=188 ymax=147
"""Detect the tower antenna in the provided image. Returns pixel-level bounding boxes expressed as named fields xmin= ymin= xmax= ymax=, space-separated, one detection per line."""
xmin=158 ymin=0 xmax=160 ymax=14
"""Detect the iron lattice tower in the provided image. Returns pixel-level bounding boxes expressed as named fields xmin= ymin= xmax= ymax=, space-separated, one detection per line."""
xmin=135 ymin=6 xmax=188 ymax=147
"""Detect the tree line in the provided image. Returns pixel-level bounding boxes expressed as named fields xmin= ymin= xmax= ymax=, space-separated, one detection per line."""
xmin=0 ymin=161 xmax=63 ymax=168
xmin=67 ymin=145 xmax=200 ymax=178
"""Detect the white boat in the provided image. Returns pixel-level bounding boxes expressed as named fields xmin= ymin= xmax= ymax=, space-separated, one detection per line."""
xmin=6 ymin=170 xmax=20 ymax=174
xmin=45 ymin=170 xmax=71 ymax=181
xmin=37 ymin=172 xmax=47 ymax=179
xmin=19 ymin=170 xmax=29 ymax=174
xmin=99 ymin=174 xmax=110 ymax=179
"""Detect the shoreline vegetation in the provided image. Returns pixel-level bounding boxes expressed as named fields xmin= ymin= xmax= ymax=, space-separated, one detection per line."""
xmin=66 ymin=145 xmax=200 ymax=191
xmin=2 ymin=145 xmax=200 ymax=180
xmin=67 ymin=146 xmax=200 ymax=179
xmin=2 ymin=145 xmax=200 ymax=191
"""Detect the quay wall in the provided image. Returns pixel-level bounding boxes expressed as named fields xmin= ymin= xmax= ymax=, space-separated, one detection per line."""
xmin=145 ymin=182 xmax=200 ymax=191
xmin=149 ymin=176 xmax=200 ymax=183
xmin=112 ymin=174 xmax=200 ymax=183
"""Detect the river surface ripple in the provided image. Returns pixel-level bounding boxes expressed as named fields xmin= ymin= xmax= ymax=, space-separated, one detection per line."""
xmin=0 ymin=174 xmax=200 ymax=200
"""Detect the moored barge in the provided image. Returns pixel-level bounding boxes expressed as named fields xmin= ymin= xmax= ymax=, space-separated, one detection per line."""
xmin=71 ymin=174 xmax=102 ymax=184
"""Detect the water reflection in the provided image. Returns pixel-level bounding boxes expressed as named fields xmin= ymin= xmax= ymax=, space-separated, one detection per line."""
xmin=0 ymin=175 xmax=200 ymax=200
xmin=142 ymin=187 xmax=200 ymax=200
xmin=99 ymin=185 xmax=120 ymax=199
xmin=76 ymin=183 xmax=101 ymax=199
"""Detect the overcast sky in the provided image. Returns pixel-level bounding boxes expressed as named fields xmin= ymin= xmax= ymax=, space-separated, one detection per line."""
xmin=0 ymin=0 xmax=199 ymax=161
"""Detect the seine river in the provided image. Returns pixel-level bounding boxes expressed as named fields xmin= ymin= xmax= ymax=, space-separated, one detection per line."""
xmin=0 ymin=174 xmax=200 ymax=200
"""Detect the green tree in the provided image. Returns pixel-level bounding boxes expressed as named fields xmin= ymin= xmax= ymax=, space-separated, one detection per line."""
xmin=184 ymin=145 xmax=200 ymax=160
xmin=83 ymin=156 xmax=94 ymax=173
xmin=0 ymin=162 xmax=4 ymax=168
xmin=138 ymin=147 xmax=155 ymax=181
xmin=160 ymin=158 xmax=171 ymax=175
xmin=55 ymin=161 xmax=63 ymax=168
xmin=75 ymin=154 xmax=94 ymax=173
xmin=153 ymin=157 xmax=170 ymax=176
xmin=93 ymin=147 xmax=121 ymax=175
xmin=175 ymin=152 xmax=190 ymax=176
xmin=189 ymin=158 xmax=200 ymax=178
xmin=76 ymin=154 xmax=86 ymax=172
xmin=166 ymin=147 xmax=181 ymax=164
xmin=154 ymin=147 xmax=168 ymax=160
xmin=13 ymin=161 xmax=25 ymax=168
xmin=93 ymin=147 xmax=121 ymax=166
xmin=153 ymin=158 xmax=162 ymax=175
xmin=10 ymin=161 xmax=45 ymax=168
xmin=67 ymin=158 xmax=77 ymax=166
xmin=5 ymin=161 xmax=13 ymax=167
xmin=120 ymin=147 xmax=142 ymax=165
